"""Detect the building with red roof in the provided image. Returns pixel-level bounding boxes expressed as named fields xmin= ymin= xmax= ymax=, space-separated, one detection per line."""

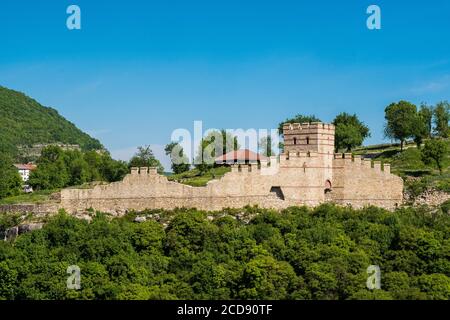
xmin=215 ymin=149 xmax=268 ymax=164
xmin=14 ymin=163 xmax=37 ymax=182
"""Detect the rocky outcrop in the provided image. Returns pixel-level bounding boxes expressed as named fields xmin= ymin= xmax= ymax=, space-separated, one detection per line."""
xmin=0 ymin=203 xmax=58 ymax=214
xmin=414 ymin=189 xmax=450 ymax=207
xmin=18 ymin=223 xmax=44 ymax=234
xmin=1 ymin=223 xmax=44 ymax=241
xmin=134 ymin=216 xmax=147 ymax=223
xmin=2 ymin=226 xmax=19 ymax=241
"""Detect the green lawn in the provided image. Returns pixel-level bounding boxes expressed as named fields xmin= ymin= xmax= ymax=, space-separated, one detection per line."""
xmin=0 ymin=189 xmax=58 ymax=205
xmin=167 ymin=166 xmax=231 ymax=187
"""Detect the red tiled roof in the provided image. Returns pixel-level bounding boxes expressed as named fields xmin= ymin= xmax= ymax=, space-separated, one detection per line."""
xmin=14 ymin=163 xmax=37 ymax=171
xmin=215 ymin=149 xmax=268 ymax=162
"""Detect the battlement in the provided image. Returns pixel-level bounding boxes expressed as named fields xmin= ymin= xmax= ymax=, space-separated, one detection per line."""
xmin=333 ymin=154 xmax=391 ymax=173
xmin=282 ymin=122 xmax=335 ymax=132
xmin=57 ymin=119 xmax=403 ymax=214
xmin=130 ymin=167 xmax=158 ymax=175
xmin=282 ymin=151 xmax=319 ymax=159
xmin=230 ymin=156 xmax=278 ymax=174
xmin=230 ymin=163 xmax=260 ymax=173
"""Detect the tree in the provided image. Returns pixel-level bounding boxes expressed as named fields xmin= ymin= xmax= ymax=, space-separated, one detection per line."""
xmin=332 ymin=113 xmax=370 ymax=152
xmin=421 ymin=139 xmax=447 ymax=174
xmin=434 ymin=101 xmax=449 ymax=138
xmin=28 ymin=146 xmax=70 ymax=190
xmin=258 ymin=136 xmax=275 ymax=157
xmin=416 ymin=274 xmax=450 ymax=300
xmin=165 ymin=142 xmax=190 ymax=174
xmin=0 ymin=154 xmax=22 ymax=199
xmin=28 ymin=146 xmax=129 ymax=190
xmin=384 ymin=101 xmax=417 ymax=151
xmin=129 ymin=145 xmax=164 ymax=173
xmin=418 ymin=104 xmax=433 ymax=138
xmin=84 ymin=150 xmax=128 ymax=182
xmin=412 ymin=112 xmax=429 ymax=149
xmin=99 ymin=155 xmax=128 ymax=182
xmin=0 ymin=261 xmax=18 ymax=299
xmin=194 ymin=130 xmax=239 ymax=174
xmin=239 ymin=255 xmax=299 ymax=299
xmin=278 ymin=114 xmax=321 ymax=135
xmin=64 ymin=150 xmax=91 ymax=186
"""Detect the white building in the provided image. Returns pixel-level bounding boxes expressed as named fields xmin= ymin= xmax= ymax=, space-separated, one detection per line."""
xmin=14 ymin=163 xmax=37 ymax=182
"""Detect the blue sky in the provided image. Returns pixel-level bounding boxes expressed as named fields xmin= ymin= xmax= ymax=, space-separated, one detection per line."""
xmin=1 ymin=0 xmax=449 ymax=169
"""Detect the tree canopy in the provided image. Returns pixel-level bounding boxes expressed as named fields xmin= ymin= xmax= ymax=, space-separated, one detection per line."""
xmin=384 ymin=101 xmax=418 ymax=151
xmin=165 ymin=142 xmax=190 ymax=174
xmin=0 ymin=204 xmax=449 ymax=300
xmin=434 ymin=101 xmax=449 ymax=138
xmin=129 ymin=146 xmax=164 ymax=173
xmin=28 ymin=146 xmax=128 ymax=190
xmin=421 ymin=139 xmax=448 ymax=174
xmin=194 ymin=130 xmax=239 ymax=173
xmin=332 ymin=113 xmax=370 ymax=152
xmin=0 ymin=153 xmax=22 ymax=199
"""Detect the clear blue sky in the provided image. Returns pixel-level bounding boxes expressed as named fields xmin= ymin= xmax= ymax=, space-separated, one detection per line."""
xmin=1 ymin=0 xmax=449 ymax=168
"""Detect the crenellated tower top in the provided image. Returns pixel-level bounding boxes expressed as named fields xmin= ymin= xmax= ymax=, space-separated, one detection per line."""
xmin=282 ymin=122 xmax=335 ymax=155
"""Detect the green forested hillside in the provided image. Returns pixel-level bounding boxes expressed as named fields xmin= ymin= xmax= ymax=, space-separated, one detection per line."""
xmin=0 ymin=86 xmax=103 ymax=156
xmin=0 ymin=204 xmax=449 ymax=300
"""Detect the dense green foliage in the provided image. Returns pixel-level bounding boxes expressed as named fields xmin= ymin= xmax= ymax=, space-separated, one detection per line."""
xmin=0 ymin=204 xmax=448 ymax=300
xmin=28 ymin=146 xmax=128 ymax=191
xmin=421 ymin=139 xmax=448 ymax=174
xmin=164 ymin=142 xmax=190 ymax=174
xmin=0 ymin=86 xmax=103 ymax=157
xmin=0 ymin=153 xmax=22 ymax=199
xmin=384 ymin=101 xmax=418 ymax=151
xmin=384 ymin=100 xmax=449 ymax=150
xmin=333 ymin=113 xmax=370 ymax=152
xmin=194 ymin=130 xmax=239 ymax=174
xmin=434 ymin=101 xmax=450 ymax=138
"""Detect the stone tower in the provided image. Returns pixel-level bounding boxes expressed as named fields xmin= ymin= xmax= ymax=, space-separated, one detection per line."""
xmin=282 ymin=122 xmax=335 ymax=155
xmin=282 ymin=122 xmax=335 ymax=192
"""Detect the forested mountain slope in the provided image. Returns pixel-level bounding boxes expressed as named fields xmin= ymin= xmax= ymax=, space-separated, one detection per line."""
xmin=0 ymin=86 xmax=103 ymax=156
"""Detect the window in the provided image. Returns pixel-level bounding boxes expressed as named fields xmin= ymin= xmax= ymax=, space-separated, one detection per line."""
xmin=293 ymin=137 xmax=297 ymax=145
xmin=306 ymin=137 xmax=310 ymax=144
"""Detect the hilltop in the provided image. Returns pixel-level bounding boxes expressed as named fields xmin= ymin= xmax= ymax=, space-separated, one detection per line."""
xmin=0 ymin=86 xmax=103 ymax=158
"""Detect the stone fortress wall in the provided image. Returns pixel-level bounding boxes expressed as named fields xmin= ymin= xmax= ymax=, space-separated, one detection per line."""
xmin=60 ymin=122 xmax=404 ymax=215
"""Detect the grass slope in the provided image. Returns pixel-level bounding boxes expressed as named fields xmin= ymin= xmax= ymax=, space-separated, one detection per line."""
xmin=167 ymin=166 xmax=231 ymax=187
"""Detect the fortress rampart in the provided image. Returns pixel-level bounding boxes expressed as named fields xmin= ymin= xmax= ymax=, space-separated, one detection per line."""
xmin=59 ymin=122 xmax=403 ymax=214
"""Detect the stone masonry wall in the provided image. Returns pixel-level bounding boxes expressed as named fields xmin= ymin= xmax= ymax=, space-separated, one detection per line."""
xmin=57 ymin=122 xmax=404 ymax=215
xmin=331 ymin=153 xmax=404 ymax=209
xmin=59 ymin=153 xmax=404 ymax=215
